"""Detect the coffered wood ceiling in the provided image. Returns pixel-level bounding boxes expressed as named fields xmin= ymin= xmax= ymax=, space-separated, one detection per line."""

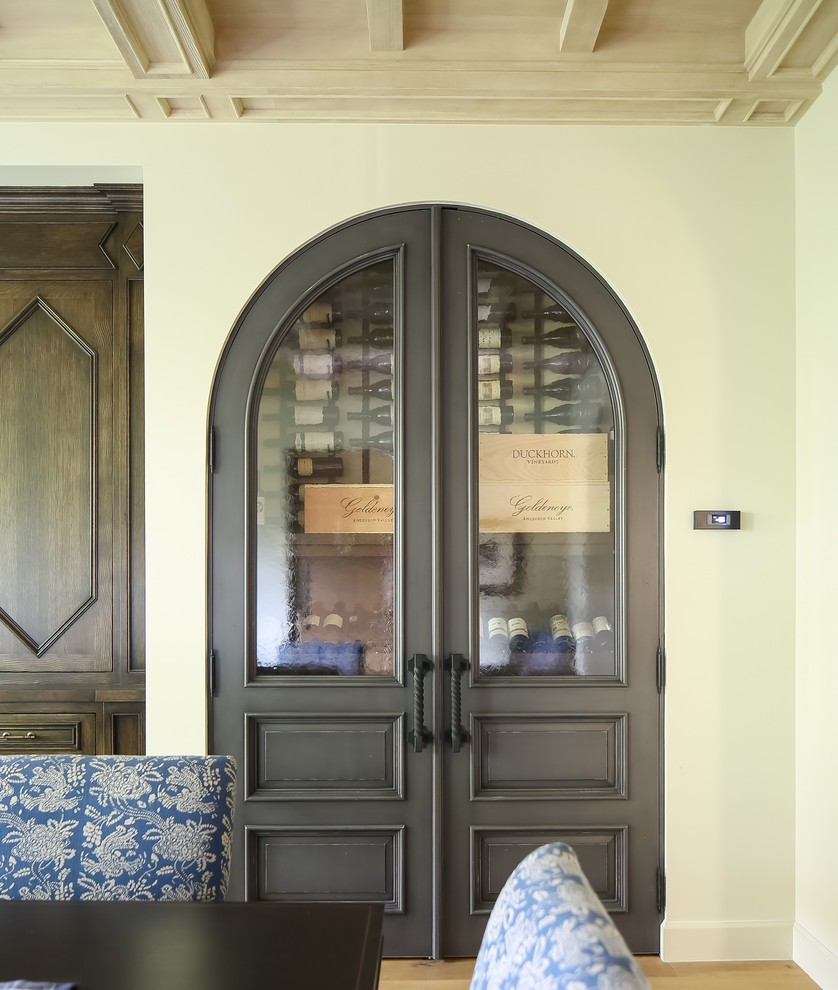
xmin=0 ymin=0 xmax=836 ymax=124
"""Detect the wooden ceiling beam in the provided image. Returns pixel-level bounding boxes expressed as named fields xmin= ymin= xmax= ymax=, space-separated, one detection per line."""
xmin=559 ymin=0 xmax=609 ymax=54
xmin=366 ymin=0 xmax=404 ymax=52
xmin=745 ymin=0 xmax=823 ymax=80
xmin=90 ymin=0 xmax=215 ymax=79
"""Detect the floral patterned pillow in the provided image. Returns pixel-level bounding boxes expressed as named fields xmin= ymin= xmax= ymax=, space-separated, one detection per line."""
xmin=470 ymin=843 xmax=651 ymax=990
xmin=0 ymin=755 xmax=236 ymax=901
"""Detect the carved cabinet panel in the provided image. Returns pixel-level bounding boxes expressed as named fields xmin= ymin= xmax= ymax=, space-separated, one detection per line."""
xmin=0 ymin=186 xmax=145 ymax=753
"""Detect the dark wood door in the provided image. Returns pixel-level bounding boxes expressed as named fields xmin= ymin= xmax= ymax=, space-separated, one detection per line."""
xmin=210 ymin=209 xmax=437 ymax=956
xmin=209 ymin=205 xmax=662 ymax=958
xmin=438 ymin=210 xmax=662 ymax=955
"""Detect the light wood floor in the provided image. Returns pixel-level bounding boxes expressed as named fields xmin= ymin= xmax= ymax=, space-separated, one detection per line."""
xmin=379 ymin=957 xmax=822 ymax=990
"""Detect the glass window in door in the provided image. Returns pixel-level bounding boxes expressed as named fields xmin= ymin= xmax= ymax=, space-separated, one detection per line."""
xmin=253 ymin=261 xmax=397 ymax=677
xmin=474 ymin=260 xmax=617 ymax=677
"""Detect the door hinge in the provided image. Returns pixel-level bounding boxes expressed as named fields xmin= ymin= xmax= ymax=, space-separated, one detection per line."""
xmin=656 ymin=867 xmax=666 ymax=915
xmin=208 ymin=426 xmax=216 ymax=474
xmin=209 ymin=649 xmax=217 ymax=697
xmin=656 ymin=643 xmax=666 ymax=694
xmin=656 ymin=425 xmax=665 ymax=473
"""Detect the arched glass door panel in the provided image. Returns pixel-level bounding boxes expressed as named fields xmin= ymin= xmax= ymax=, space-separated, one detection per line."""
xmin=254 ymin=258 xmax=397 ymax=677
xmin=473 ymin=258 xmax=616 ymax=678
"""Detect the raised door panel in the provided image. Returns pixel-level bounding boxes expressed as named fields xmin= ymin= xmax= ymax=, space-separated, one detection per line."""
xmin=0 ymin=281 xmax=115 ymax=671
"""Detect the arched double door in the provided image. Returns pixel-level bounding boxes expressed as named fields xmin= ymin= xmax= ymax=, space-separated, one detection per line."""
xmin=209 ymin=205 xmax=663 ymax=958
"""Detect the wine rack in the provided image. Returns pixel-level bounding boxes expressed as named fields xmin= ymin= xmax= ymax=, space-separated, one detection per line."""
xmin=474 ymin=266 xmax=611 ymax=437
xmin=254 ymin=258 xmax=616 ymax=679
xmin=255 ymin=262 xmax=396 ymax=677
xmin=473 ymin=262 xmax=616 ymax=677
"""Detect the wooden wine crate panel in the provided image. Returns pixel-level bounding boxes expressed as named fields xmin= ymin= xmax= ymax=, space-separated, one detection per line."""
xmin=479 ymin=481 xmax=610 ymax=533
xmin=304 ymin=484 xmax=394 ymax=534
xmin=479 ymin=433 xmax=608 ymax=484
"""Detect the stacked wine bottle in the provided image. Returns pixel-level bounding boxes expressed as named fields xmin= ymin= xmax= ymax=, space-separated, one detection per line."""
xmin=272 ymin=600 xmax=393 ymax=676
xmin=481 ymin=611 xmax=615 ymax=676
xmin=474 ymin=275 xmax=610 ymax=435
xmin=255 ymin=268 xmax=398 ymax=536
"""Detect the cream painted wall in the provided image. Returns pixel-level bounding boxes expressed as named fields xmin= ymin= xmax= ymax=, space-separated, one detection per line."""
xmin=0 ymin=122 xmax=796 ymax=961
xmin=794 ymin=69 xmax=838 ymax=990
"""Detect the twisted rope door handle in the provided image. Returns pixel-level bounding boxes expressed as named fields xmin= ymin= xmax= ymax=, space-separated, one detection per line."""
xmin=408 ymin=654 xmax=433 ymax=753
xmin=445 ymin=654 xmax=469 ymax=752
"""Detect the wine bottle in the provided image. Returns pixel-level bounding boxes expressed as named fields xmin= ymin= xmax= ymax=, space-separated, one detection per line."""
xmin=477 ymin=326 xmax=512 ymax=350
xmin=321 ymin=604 xmax=347 ymax=643
xmin=334 ymin=305 xmax=393 ymax=325
xmin=477 ymin=404 xmax=514 ymax=427
xmin=523 ymin=304 xmax=573 ymax=322
xmin=549 ymin=613 xmax=575 ymax=655
xmin=592 ymin=615 xmax=614 ymax=654
xmin=300 ymin=302 xmax=334 ymax=325
xmin=289 ymin=455 xmax=344 ymax=481
xmin=572 ymin=621 xmax=595 ymax=652
xmin=300 ymin=600 xmax=326 ymax=640
xmin=348 ymin=328 xmax=394 ymax=348
xmin=476 ymin=379 xmax=513 ymax=401
xmin=477 ymin=303 xmax=515 ymax=324
xmin=508 ymin=616 xmax=531 ymax=654
xmin=483 ymin=615 xmax=510 ymax=668
xmin=351 ymin=431 xmax=394 ymax=452
xmin=297 ymin=326 xmax=342 ymax=350
xmin=346 ymin=353 xmax=394 ymax=375
xmin=347 ymin=405 xmax=393 ymax=427
xmin=292 ymin=352 xmax=342 ymax=378
xmin=522 ymin=376 xmax=604 ymax=400
xmin=524 ymin=402 xmax=604 ymax=428
xmin=293 ymin=430 xmax=343 ymax=453
xmin=521 ymin=326 xmax=583 ymax=348
xmin=347 ymin=380 xmax=393 ymax=401
xmin=286 ymin=404 xmax=339 ymax=427
xmin=572 ymin=621 xmax=596 ymax=675
xmin=302 ymin=302 xmax=393 ymax=325
xmin=476 ymin=271 xmax=518 ymax=296
xmin=524 ymin=351 xmax=596 ymax=375
xmin=477 ymin=353 xmax=513 ymax=376
xmin=295 ymin=379 xmax=339 ymax=402
xmin=523 ymin=353 xmax=593 ymax=375
xmin=346 ymin=602 xmax=369 ymax=642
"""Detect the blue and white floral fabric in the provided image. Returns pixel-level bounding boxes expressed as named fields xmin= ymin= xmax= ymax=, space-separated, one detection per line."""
xmin=0 ymin=755 xmax=236 ymax=901
xmin=470 ymin=843 xmax=651 ymax=990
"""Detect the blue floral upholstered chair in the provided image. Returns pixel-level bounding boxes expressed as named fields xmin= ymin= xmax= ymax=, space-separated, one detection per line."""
xmin=470 ymin=843 xmax=651 ymax=990
xmin=0 ymin=755 xmax=236 ymax=901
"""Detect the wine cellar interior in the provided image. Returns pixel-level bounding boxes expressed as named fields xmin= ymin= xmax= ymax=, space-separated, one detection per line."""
xmin=254 ymin=256 xmax=617 ymax=680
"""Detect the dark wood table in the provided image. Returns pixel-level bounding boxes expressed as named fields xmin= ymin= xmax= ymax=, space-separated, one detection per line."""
xmin=0 ymin=900 xmax=384 ymax=990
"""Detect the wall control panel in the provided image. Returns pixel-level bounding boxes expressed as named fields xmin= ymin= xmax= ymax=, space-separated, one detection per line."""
xmin=693 ymin=510 xmax=741 ymax=530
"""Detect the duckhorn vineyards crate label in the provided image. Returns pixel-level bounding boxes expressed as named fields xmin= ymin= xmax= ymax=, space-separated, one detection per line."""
xmin=304 ymin=484 xmax=395 ymax=534
xmin=478 ymin=433 xmax=608 ymax=484
xmin=479 ymin=481 xmax=611 ymax=533
xmin=477 ymin=433 xmax=610 ymax=532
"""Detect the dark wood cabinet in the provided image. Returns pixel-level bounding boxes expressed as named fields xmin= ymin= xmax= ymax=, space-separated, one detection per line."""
xmin=0 ymin=185 xmax=144 ymax=754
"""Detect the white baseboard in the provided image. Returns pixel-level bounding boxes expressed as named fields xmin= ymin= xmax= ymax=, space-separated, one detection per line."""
xmin=794 ymin=923 xmax=838 ymax=990
xmin=661 ymin=920 xmax=793 ymax=961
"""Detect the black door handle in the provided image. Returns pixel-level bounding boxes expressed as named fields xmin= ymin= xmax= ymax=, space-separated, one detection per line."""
xmin=445 ymin=653 xmax=469 ymax=752
xmin=408 ymin=654 xmax=433 ymax=753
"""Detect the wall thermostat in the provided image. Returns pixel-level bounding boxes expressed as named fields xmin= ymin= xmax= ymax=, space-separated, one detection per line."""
xmin=693 ymin=510 xmax=741 ymax=530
